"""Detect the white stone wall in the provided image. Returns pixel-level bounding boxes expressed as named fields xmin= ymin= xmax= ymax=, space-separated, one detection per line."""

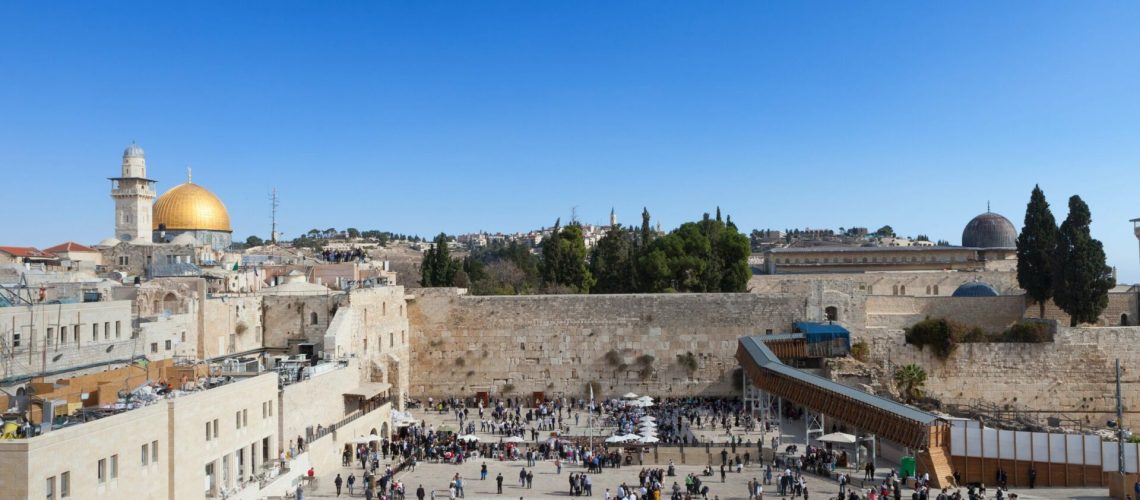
xmin=0 ymin=300 xmax=135 ymax=384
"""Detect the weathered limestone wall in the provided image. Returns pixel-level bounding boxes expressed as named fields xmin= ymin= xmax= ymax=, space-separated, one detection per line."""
xmin=201 ymin=295 xmax=264 ymax=359
xmin=407 ymin=289 xmax=805 ymax=400
xmin=261 ymin=294 xmax=342 ymax=350
xmin=863 ymin=325 xmax=1140 ymax=427
xmin=343 ymin=286 xmax=411 ymax=407
xmin=864 ymin=295 xmax=1028 ymax=332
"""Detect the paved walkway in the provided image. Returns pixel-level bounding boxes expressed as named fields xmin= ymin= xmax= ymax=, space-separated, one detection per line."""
xmin=299 ymin=406 xmax=1111 ymax=500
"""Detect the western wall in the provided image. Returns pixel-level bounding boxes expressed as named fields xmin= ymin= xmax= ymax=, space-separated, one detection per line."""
xmin=407 ymin=283 xmax=1140 ymax=427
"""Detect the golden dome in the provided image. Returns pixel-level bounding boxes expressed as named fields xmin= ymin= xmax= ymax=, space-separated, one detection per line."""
xmin=152 ymin=182 xmax=232 ymax=232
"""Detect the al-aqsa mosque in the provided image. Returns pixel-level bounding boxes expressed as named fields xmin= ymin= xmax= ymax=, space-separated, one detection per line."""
xmin=108 ymin=143 xmax=233 ymax=250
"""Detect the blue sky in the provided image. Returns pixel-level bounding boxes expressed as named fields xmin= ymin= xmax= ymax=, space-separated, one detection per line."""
xmin=2 ymin=2 xmax=1139 ymax=282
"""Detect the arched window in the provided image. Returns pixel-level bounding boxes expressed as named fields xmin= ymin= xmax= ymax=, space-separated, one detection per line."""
xmin=310 ymin=312 xmax=319 ymax=325
xmin=900 ymin=285 xmax=906 ymax=295
xmin=933 ymin=285 xmax=939 ymax=295
xmin=1122 ymin=313 xmax=1130 ymax=326
xmin=892 ymin=285 xmax=899 ymax=296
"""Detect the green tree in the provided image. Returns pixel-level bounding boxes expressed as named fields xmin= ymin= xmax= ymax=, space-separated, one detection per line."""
xmin=346 ymin=227 xmax=361 ymax=238
xmin=875 ymin=225 xmax=895 ymax=237
xmin=1052 ymin=195 xmax=1115 ymax=326
xmin=1016 ymin=185 xmax=1059 ymax=318
xmin=245 ymin=235 xmax=264 ymax=247
xmin=540 ymin=221 xmax=595 ymax=293
xmin=590 ymin=225 xmax=636 ymax=293
xmin=420 ymin=233 xmax=459 ymax=287
xmin=893 ymin=364 xmax=927 ymax=402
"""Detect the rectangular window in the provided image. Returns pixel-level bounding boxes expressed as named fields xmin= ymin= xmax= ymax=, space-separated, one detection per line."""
xmin=268 ymin=400 xmax=273 ymax=417
xmin=152 ymin=441 xmax=158 ymax=463
xmin=213 ymin=419 xmax=219 ymax=438
xmin=46 ymin=476 xmax=55 ymax=499
xmin=236 ymin=411 xmax=241 ymax=429
xmin=206 ymin=422 xmax=211 ymax=441
xmin=60 ymin=472 xmax=69 ymax=498
xmin=262 ymin=401 xmax=267 ymax=419
xmin=92 ymin=323 xmax=98 ymax=342
xmin=46 ymin=328 xmax=54 ymax=346
xmin=97 ymin=458 xmax=106 ymax=483
xmin=242 ymin=409 xmax=248 ymax=427
xmin=110 ymin=454 xmax=117 ymax=479
xmin=115 ymin=321 xmax=121 ymax=338
xmin=141 ymin=444 xmax=149 ymax=465
xmin=60 ymin=326 xmax=67 ymax=345
xmin=165 ymin=340 xmax=172 ymax=350
xmin=150 ymin=343 xmax=158 ymax=353
xmin=73 ymin=326 xmax=78 ymax=344
xmin=13 ymin=332 xmax=19 ymax=347
xmin=104 ymin=322 xmax=110 ymax=340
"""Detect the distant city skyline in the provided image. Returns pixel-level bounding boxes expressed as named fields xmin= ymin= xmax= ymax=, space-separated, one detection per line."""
xmin=2 ymin=2 xmax=1138 ymax=282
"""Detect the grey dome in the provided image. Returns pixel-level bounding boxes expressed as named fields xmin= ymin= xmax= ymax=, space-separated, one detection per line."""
xmin=123 ymin=143 xmax=145 ymax=158
xmin=962 ymin=212 xmax=1017 ymax=248
xmin=952 ymin=281 xmax=999 ymax=297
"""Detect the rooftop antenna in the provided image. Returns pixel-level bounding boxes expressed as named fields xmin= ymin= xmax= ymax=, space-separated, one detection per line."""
xmin=187 ymin=166 xmax=193 ymax=184
xmin=270 ymin=188 xmax=280 ymax=244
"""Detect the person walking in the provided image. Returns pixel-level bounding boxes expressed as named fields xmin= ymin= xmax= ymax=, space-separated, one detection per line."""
xmin=496 ymin=473 xmax=504 ymax=494
xmin=417 ymin=484 xmax=426 ymax=500
xmin=348 ymin=473 xmax=356 ymax=495
xmin=481 ymin=462 xmax=488 ymax=480
xmin=721 ymin=464 xmax=727 ymax=483
xmin=335 ymin=474 xmax=343 ymax=496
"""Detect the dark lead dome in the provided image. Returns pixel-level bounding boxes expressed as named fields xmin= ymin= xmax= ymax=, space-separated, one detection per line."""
xmin=962 ymin=212 xmax=1017 ymax=248
xmin=952 ymin=281 xmax=999 ymax=297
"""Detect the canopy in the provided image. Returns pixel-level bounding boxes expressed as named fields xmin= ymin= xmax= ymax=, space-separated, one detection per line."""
xmin=604 ymin=435 xmax=628 ymax=443
xmin=638 ymin=395 xmax=654 ymax=402
xmin=354 ymin=435 xmax=382 ymax=444
xmin=816 ymin=432 xmax=858 ymax=444
xmin=457 ymin=435 xmax=480 ymax=442
xmin=637 ymin=436 xmax=660 ymax=444
xmin=640 ymin=416 xmax=656 ymax=422
xmin=640 ymin=430 xmax=658 ymax=437
xmin=622 ymin=392 xmax=639 ymax=399
xmin=503 ymin=436 xmax=525 ymax=443
xmin=621 ymin=433 xmax=642 ymax=441
xmin=343 ymin=382 xmax=391 ymax=400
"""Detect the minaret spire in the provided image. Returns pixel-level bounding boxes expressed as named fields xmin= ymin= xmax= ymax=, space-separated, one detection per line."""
xmin=187 ymin=166 xmax=193 ymax=184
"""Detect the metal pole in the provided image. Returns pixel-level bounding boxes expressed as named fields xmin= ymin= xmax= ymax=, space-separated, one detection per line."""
xmin=1118 ymin=358 xmax=1125 ymax=480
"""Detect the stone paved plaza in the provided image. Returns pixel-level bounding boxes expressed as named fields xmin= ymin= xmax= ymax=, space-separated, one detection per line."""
xmin=298 ymin=407 xmax=1111 ymax=500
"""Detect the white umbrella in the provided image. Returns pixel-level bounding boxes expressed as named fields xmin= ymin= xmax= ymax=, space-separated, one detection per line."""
xmin=640 ymin=416 xmax=656 ymax=422
xmin=622 ymin=392 xmax=639 ymax=399
xmin=640 ymin=430 xmax=658 ymax=437
xmin=638 ymin=436 xmax=660 ymax=444
xmin=457 ymin=435 xmax=480 ymax=442
xmin=354 ymin=435 xmax=382 ymax=444
xmin=503 ymin=436 xmax=525 ymax=444
xmin=816 ymin=432 xmax=858 ymax=444
xmin=605 ymin=435 xmax=627 ymax=443
xmin=638 ymin=395 xmax=654 ymax=402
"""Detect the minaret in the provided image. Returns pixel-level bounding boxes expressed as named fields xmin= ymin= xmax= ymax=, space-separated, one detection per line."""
xmin=610 ymin=207 xmax=617 ymax=227
xmin=1132 ymin=218 xmax=1140 ymax=265
xmin=110 ymin=143 xmax=157 ymax=243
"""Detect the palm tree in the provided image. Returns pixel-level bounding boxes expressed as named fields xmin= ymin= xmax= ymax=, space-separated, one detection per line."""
xmin=893 ymin=364 xmax=927 ymax=402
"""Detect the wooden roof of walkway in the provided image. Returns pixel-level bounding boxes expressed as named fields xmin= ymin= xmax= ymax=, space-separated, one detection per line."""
xmin=737 ymin=335 xmax=945 ymax=450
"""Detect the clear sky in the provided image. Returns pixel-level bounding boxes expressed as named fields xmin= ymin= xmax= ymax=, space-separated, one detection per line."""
xmin=2 ymin=2 xmax=1138 ymax=282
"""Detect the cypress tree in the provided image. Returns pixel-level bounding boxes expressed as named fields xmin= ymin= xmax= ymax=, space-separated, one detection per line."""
xmin=1052 ymin=195 xmax=1115 ymax=326
xmin=1015 ymin=185 xmax=1058 ymax=317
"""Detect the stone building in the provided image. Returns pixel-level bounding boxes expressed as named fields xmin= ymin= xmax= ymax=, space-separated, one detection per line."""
xmin=762 ymin=211 xmax=1018 ymax=275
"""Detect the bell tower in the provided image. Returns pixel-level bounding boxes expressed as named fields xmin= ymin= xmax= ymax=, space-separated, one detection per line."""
xmin=110 ymin=143 xmax=157 ymax=243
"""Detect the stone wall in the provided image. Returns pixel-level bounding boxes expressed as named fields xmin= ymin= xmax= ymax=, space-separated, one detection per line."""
xmin=863 ymin=325 xmax=1140 ymax=427
xmin=407 ymin=289 xmax=805 ymax=400
xmin=864 ymin=295 xmax=1028 ymax=332
xmin=201 ymin=295 xmax=265 ymax=359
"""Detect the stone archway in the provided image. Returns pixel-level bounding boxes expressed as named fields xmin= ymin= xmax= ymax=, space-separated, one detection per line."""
xmin=162 ymin=293 xmax=179 ymax=315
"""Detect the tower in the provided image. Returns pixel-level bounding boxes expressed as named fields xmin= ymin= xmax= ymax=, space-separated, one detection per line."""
xmin=109 ymin=143 xmax=157 ymax=243
xmin=1132 ymin=218 xmax=1140 ymax=265
xmin=610 ymin=207 xmax=617 ymax=227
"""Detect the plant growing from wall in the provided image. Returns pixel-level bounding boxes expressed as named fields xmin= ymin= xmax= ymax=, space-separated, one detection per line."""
xmin=455 ymin=357 xmax=466 ymax=367
xmin=893 ymin=364 xmax=927 ymax=403
xmin=638 ymin=364 xmax=654 ymax=381
xmin=502 ymin=383 xmax=515 ymax=394
xmin=675 ymin=352 xmax=699 ymax=375
xmin=635 ymin=354 xmax=655 ymax=367
xmin=235 ymin=321 xmax=249 ymax=335
xmin=849 ymin=341 xmax=869 ymax=362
